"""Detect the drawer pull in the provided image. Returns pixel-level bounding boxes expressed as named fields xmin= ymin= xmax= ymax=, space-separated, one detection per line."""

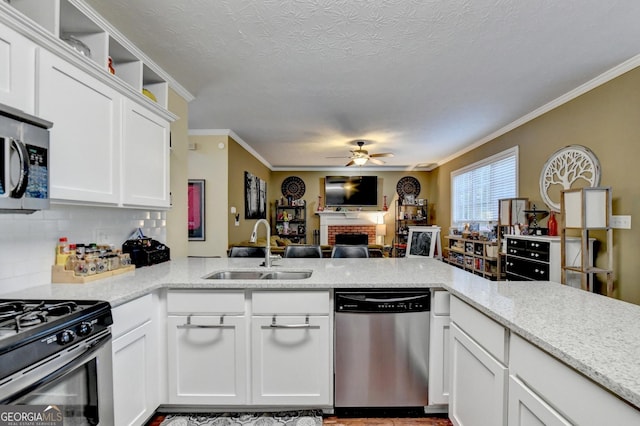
xmin=178 ymin=314 xmax=227 ymax=329
xmin=270 ymin=315 xmax=311 ymax=328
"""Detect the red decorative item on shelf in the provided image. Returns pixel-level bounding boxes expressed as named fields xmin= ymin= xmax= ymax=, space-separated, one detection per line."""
xmin=383 ymin=195 xmax=388 ymax=211
xmin=107 ymin=56 xmax=115 ymax=74
xmin=548 ymin=211 xmax=558 ymax=236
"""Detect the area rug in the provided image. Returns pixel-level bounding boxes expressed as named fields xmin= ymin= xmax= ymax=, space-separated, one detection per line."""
xmin=157 ymin=410 xmax=322 ymax=426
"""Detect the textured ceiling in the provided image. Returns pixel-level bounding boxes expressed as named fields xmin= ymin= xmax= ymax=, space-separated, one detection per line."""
xmin=85 ymin=0 xmax=640 ymax=170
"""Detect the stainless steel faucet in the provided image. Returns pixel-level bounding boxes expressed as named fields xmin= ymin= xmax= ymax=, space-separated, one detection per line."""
xmin=249 ymin=218 xmax=273 ymax=267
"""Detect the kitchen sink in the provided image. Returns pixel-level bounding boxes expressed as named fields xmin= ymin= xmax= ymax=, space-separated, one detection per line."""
xmin=260 ymin=270 xmax=313 ymax=280
xmin=203 ymin=269 xmax=312 ymax=280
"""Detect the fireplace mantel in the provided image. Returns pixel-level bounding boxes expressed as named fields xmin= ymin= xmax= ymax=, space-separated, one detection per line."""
xmin=316 ymin=210 xmax=388 ymax=245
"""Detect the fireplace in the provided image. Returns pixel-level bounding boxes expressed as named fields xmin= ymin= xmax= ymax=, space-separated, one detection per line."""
xmin=335 ymin=233 xmax=369 ymax=245
xmin=317 ymin=211 xmax=388 ymax=245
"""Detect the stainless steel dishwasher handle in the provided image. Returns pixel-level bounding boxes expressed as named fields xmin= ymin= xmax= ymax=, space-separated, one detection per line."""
xmin=270 ymin=315 xmax=310 ymax=328
xmin=177 ymin=314 xmax=227 ymax=329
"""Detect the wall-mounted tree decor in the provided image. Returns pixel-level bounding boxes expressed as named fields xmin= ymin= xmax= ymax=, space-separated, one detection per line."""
xmin=539 ymin=145 xmax=601 ymax=212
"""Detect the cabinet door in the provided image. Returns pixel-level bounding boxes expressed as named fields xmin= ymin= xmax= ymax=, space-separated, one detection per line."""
xmin=508 ymin=376 xmax=571 ymax=426
xmin=428 ymin=313 xmax=450 ymax=405
xmin=0 ymin=24 xmax=36 ymax=113
xmin=251 ymin=315 xmax=331 ymax=406
xmin=167 ymin=315 xmax=247 ymax=405
xmin=112 ymin=321 xmax=156 ymax=426
xmin=449 ymin=323 xmax=507 ymax=426
xmin=37 ymin=49 xmax=121 ymax=204
xmin=121 ymin=99 xmax=170 ymax=208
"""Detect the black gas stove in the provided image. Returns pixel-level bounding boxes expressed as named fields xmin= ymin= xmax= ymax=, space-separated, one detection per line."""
xmin=0 ymin=299 xmax=113 ymax=381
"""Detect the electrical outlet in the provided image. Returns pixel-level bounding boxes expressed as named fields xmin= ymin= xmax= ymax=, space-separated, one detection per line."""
xmin=611 ymin=215 xmax=631 ymax=229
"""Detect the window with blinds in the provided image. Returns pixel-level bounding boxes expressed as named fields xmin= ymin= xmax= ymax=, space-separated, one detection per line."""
xmin=451 ymin=147 xmax=518 ymax=228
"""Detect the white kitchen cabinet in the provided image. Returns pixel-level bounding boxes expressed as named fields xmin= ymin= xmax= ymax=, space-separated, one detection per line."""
xmin=251 ymin=290 xmax=332 ymax=406
xmin=37 ymin=48 xmax=121 ymax=205
xmin=0 ymin=23 xmax=36 ymax=114
xmin=428 ymin=289 xmax=450 ymax=405
xmin=449 ymin=297 xmax=508 ymax=426
xmin=509 ymin=333 xmax=640 ymax=425
xmin=121 ymin=98 xmax=170 ymax=208
xmin=111 ymin=294 xmax=158 ymax=426
xmin=166 ymin=290 xmax=247 ymax=405
xmin=251 ymin=315 xmax=331 ymax=405
xmin=167 ymin=315 xmax=247 ymax=405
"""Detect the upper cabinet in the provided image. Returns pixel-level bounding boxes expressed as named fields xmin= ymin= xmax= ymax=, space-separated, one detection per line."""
xmin=122 ymin=98 xmax=170 ymax=208
xmin=37 ymin=49 xmax=122 ymax=205
xmin=1 ymin=0 xmax=188 ymax=209
xmin=0 ymin=24 xmax=36 ymax=113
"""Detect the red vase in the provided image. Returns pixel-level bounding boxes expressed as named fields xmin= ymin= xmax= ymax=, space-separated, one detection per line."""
xmin=548 ymin=211 xmax=558 ymax=236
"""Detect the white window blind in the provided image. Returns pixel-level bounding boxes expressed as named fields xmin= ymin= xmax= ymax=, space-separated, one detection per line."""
xmin=451 ymin=147 xmax=518 ymax=228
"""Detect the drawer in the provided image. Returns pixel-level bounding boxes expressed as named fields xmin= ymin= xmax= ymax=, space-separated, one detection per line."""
xmin=252 ymin=290 xmax=330 ymax=315
xmin=167 ymin=290 xmax=245 ymax=314
xmin=432 ymin=289 xmax=451 ymax=315
xmin=112 ymin=294 xmax=152 ymax=339
xmin=450 ymin=296 xmax=507 ymax=364
xmin=506 ymin=257 xmax=549 ymax=280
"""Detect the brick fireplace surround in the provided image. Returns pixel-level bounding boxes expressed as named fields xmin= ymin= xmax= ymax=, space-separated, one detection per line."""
xmin=317 ymin=211 xmax=388 ymax=245
xmin=328 ymin=226 xmax=376 ymax=245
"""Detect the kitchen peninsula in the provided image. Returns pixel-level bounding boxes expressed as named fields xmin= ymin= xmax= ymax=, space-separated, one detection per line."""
xmin=3 ymin=257 xmax=640 ymax=423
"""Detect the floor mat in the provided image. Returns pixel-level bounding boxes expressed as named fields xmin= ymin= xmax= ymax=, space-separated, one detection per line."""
xmin=155 ymin=410 xmax=323 ymax=426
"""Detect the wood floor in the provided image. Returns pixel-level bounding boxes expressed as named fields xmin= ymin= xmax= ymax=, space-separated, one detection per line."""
xmin=323 ymin=416 xmax=452 ymax=425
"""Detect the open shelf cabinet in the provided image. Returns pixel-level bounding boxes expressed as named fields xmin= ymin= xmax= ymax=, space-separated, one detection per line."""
xmin=4 ymin=0 xmax=170 ymax=108
xmin=444 ymin=236 xmax=502 ymax=280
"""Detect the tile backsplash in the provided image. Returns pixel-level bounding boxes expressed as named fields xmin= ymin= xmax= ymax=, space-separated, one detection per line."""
xmin=0 ymin=205 xmax=166 ymax=294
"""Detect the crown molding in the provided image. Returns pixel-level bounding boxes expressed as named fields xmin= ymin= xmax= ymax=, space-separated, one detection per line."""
xmin=437 ymin=52 xmax=640 ymax=167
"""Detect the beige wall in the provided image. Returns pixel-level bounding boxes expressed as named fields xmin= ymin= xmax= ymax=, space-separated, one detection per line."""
xmin=434 ymin=66 xmax=640 ymax=305
xmin=187 ymin=135 xmax=229 ymax=257
xmin=228 ymin=138 xmax=272 ymax=246
xmin=271 ymin=171 xmax=431 ymax=245
xmin=166 ymin=89 xmax=189 ymax=258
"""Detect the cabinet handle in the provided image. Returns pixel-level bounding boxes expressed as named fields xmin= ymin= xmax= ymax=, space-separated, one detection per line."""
xmin=178 ymin=314 xmax=227 ymax=329
xmin=270 ymin=315 xmax=311 ymax=328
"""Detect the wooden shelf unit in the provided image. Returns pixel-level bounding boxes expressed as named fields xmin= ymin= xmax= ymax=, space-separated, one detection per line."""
xmin=394 ymin=200 xmax=428 ymax=257
xmin=275 ymin=202 xmax=307 ymax=244
xmin=444 ymin=236 xmax=501 ymax=280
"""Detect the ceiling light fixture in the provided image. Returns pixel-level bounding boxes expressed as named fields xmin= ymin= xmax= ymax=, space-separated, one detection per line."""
xmin=353 ymin=157 xmax=368 ymax=166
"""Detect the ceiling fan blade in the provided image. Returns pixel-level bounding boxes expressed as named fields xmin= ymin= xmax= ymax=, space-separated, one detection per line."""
xmin=345 ymin=160 xmax=356 ymax=167
xmin=369 ymin=158 xmax=385 ymax=165
xmin=326 ymin=156 xmax=351 ymax=159
xmin=369 ymin=153 xmax=394 ymax=158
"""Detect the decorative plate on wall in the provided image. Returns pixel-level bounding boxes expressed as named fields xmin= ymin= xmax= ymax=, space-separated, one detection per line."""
xmin=396 ymin=176 xmax=421 ymax=198
xmin=281 ymin=176 xmax=306 ymax=199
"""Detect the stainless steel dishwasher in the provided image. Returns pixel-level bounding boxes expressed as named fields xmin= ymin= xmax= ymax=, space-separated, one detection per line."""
xmin=334 ymin=288 xmax=430 ymax=410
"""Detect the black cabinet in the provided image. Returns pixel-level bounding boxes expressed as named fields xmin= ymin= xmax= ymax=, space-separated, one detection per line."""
xmin=505 ymin=236 xmax=553 ymax=281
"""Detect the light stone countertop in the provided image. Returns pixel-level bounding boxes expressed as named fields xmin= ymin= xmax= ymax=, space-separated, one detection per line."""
xmin=3 ymin=257 xmax=640 ymax=410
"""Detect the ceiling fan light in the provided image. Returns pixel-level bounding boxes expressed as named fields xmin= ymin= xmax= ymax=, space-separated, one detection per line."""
xmin=353 ymin=157 xmax=368 ymax=166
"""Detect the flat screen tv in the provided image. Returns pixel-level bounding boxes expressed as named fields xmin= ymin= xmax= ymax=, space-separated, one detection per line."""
xmin=325 ymin=176 xmax=378 ymax=207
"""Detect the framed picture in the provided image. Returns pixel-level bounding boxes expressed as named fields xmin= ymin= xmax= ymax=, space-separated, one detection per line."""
xmin=188 ymin=179 xmax=205 ymax=241
xmin=406 ymin=226 xmax=441 ymax=258
xmin=245 ymin=171 xmax=267 ymax=219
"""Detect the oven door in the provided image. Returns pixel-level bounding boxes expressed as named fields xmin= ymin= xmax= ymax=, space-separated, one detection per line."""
xmin=0 ymin=329 xmax=114 ymax=426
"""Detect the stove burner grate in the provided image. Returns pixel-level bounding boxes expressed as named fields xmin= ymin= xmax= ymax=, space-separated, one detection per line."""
xmin=0 ymin=301 xmax=79 ymax=332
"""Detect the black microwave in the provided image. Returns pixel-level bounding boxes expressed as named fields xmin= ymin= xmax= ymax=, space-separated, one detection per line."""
xmin=0 ymin=103 xmax=52 ymax=213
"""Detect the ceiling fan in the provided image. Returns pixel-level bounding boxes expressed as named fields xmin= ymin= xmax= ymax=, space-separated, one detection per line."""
xmin=330 ymin=141 xmax=394 ymax=167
